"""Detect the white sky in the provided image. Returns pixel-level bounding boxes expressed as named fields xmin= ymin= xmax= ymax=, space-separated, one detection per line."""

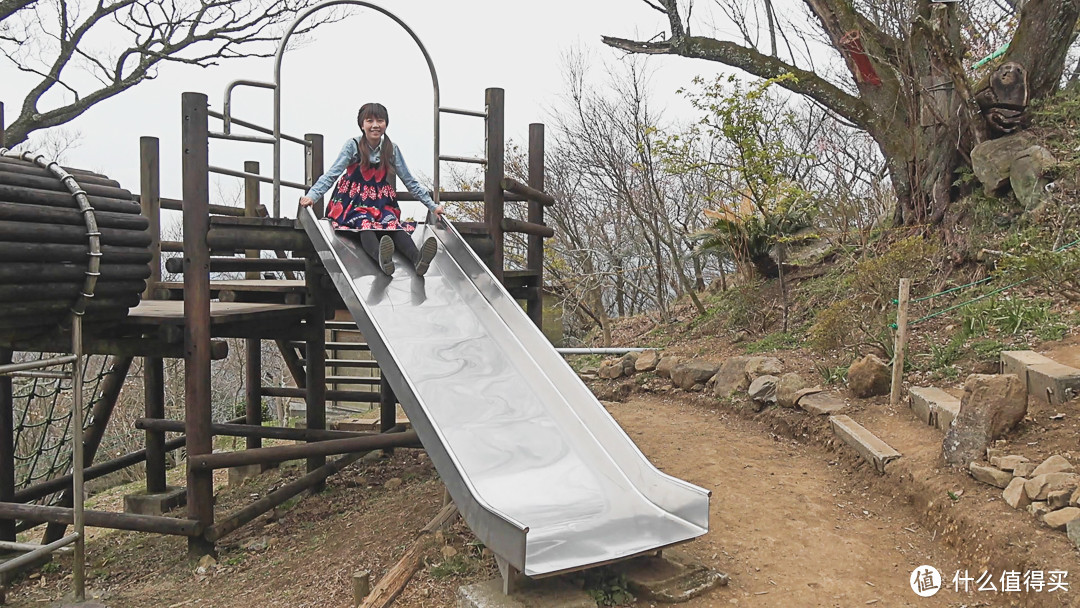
xmin=1 ymin=0 xmax=728 ymax=218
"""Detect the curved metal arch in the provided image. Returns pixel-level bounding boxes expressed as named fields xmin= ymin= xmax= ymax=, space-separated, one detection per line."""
xmin=271 ymin=1 xmax=441 ymax=216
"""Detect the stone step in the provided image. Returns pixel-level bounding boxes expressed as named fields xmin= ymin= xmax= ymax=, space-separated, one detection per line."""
xmin=908 ymin=386 xmax=961 ymax=430
xmin=798 ymin=392 xmax=846 ymax=415
xmin=829 ymin=415 xmax=902 ymax=474
xmin=1001 ymin=351 xmax=1080 ymax=406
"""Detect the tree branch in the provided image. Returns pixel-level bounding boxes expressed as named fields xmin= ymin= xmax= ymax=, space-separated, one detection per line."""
xmin=601 ymin=34 xmax=876 ymax=131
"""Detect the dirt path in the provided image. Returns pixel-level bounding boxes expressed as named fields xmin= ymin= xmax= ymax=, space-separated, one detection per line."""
xmin=608 ymin=395 xmax=964 ymax=607
xmin=5 ymin=392 xmax=1072 ymax=607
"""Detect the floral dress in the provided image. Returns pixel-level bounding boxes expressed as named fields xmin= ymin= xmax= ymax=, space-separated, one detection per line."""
xmin=325 ymin=145 xmax=416 ymax=233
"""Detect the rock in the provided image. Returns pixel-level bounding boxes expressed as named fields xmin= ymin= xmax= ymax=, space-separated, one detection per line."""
xmin=440 ymin=545 xmax=458 ymax=558
xmin=969 ymin=462 xmax=1013 ymax=489
xmin=595 ymin=381 xmax=633 ymax=402
xmin=384 ymin=477 xmax=403 ymax=490
xmin=970 ymin=131 xmax=1037 ymax=194
xmin=690 ymin=383 xmax=705 ymax=392
xmin=195 ymin=554 xmax=217 ymax=575
xmin=847 ymin=355 xmax=891 ymax=398
xmin=1032 ymin=454 xmax=1074 ymax=477
xmin=942 ymin=374 xmax=1027 ymax=466
xmin=1072 ymin=487 xmax=1080 ymax=507
xmin=1049 ymin=490 xmax=1072 ymax=510
xmin=620 ymin=352 xmax=640 ymax=376
xmin=1013 ymin=462 xmax=1037 ymax=478
xmin=1003 ymin=477 xmax=1031 ymax=509
xmin=800 ymin=393 xmax=847 ymax=415
xmin=990 ymin=455 xmax=1030 ymax=472
xmin=671 ymin=360 xmax=721 ymax=391
xmin=1069 ymin=519 xmax=1080 ymax=550
xmin=1024 ymin=473 xmax=1080 ymax=501
xmin=599 ymin=359 xmax=624 ymax=380
xmin=744 ymin=356 xmax=782 ymax=380
xmin=748 ymin=375 xmax=779 ymax=409
xmin=242 ymin=536 xmax=270 ymax=552
xmin=710 ymin=356 xmax=752 ymax=399
xmin=635 ymin=350 xmax=660 ymax=372
xmin=656 ymin=355 xmax=683 ymax=379
xmin=1028 ymin=501 xmax=1052 ymax=519
xmin=1043 ymin=507 xmax=1080 ymax=531
xmin=1010 ymin=146 xmax=1057 ymax=211
xmin=776 ymin=373 xmax=807 ymax=408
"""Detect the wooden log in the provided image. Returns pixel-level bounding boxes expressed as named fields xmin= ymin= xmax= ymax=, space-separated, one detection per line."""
xmin=0 ymin=502 xmax=201 ymax=537
xmin=501 ymin=176 xmax=556 ymax=206
xmin=0 ymin=157 xmax=106 ymax=179
xmin=0 ymin=295 xmax=139 ymax=317
xmin=0 ymin=202 xmax=149 ymax=230
xmin=5 ymin=336 xmax=230 ymax=361
xmin=0 ymin=184 xmax=142 ymax=214
xmin=135 ymin=418 xmax=375 ymax=441
xmin=0 ymin=171 xmax=133 ymax=200
xmin=359 ymin=502 xmax=459 ymax=608
xmin=205 ymin=451 xmax=363 ymax=542
xmin=206 ymin=225 xmax=312 ymax=253
xmin=0 ymin=262 xmax=150 ymax=284
xmin=500 ymin=218 xmax=554 ymax=238
xmin=147 ymin=196 xmax=246 ymax=217
xmin=0 ymin=280 xmax=146 ymax=303
xmin=260 ymin=386 xmax=378 ymax=402
xmin=0 ymin=241 xmax=152 ymax=264
xmin=0 ymin=220 xmax=151 ymax=248
xmin=164 ymin=256 xmax=306 ymax=274
xmin=0 ymin=161 xmax=122 ymax=188
xmin=187 ymin=431 xmax=422 ymax=470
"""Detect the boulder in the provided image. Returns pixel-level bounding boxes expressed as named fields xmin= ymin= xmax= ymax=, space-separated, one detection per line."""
xmin=847 ymin=355 xmax=891 ymax=398
xmin=1003 ymin=477 xmax=1031 ymax=509
xmin=942 ymin=374 xmax=1027 ymax=466
xmin=776 ymin=373 xmax=807 ymax=409
xmin=1013 ymin=462 xmax=1037 ymax=478
xmin=1031 ymin=454 xmax=1074 ymax=477
xmin=1024 ymin=473 xmax=1080 ymax=501
xmin=635 ymin=350 xmax=660 ymax=372
xmin=969 ymin=462 xmax=1013 ymax=489
xmin=1044 ymin=507 xmax=1080 ymax=531
xmin=1069 ymin=519 xmax=1080 ymax=551
xmin=711 ymin=356 xmax=752 ymax=399
xmin=620 ymin=352 xmax=640 ymax=376
xmin=748 ymin=375 xmax=779 ymax=411
xmin=655 ymin=355 xmax=683 ymax=379
xmin=744 ymin=356 xmax=782 ymax=380
xmin=1028 ymin=501 xmax=1052 ymax=518
xmin=671 ymin=360 xmax=721 ymax=391
xmin=1010 ymin=146 xmax=1057 ymax=211
xmin=598 ymin=359 xmax=624 ymax=380
xmin=990 ymin=455 xmax=1030 ymax=472
xmin=970 ymin=131 xmax=1037 ymax=194
xmin=1049 ymin=490 xmax=1073 ymax=510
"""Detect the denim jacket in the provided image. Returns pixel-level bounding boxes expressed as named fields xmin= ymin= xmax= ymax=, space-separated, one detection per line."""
xmin=305 ymin=136 xmax=437 ymax=211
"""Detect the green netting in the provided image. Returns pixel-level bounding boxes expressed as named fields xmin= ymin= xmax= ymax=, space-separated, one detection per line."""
xmin=10 ymin=352 xmax=115 ymax=505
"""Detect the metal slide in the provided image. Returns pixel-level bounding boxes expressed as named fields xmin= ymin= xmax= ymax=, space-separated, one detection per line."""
xmin=301 ymin=208 xmax=710 ymax=578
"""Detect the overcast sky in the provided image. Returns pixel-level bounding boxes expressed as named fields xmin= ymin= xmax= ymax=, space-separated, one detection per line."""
xmin=2 ymin=0 xmax=731 ymax=218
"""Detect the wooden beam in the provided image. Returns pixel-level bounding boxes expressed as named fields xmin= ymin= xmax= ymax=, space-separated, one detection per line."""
xmin=501 ymin=176 xmax=555 ymax=207
xmin=359 ymin=502 xmax=459 ymax=608
xmin=186 ymin=431 xmax=422 ymax=470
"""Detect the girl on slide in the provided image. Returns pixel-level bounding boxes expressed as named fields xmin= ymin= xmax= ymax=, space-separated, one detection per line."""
xmin=300 ymin=102 xmax=443 ymax=276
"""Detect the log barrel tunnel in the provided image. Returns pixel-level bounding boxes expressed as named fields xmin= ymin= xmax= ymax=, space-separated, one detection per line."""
xmin=0 ymin=152 xmax=152 ymax=339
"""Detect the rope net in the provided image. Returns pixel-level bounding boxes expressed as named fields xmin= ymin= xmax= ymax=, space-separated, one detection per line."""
xmin=10 ymin=352 xmax=115 ymax=505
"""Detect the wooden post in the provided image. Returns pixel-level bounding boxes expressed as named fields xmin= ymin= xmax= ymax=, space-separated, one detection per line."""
xmin=305 ymin=134 xmax=324 ymax=217
xmin=244 ymin=160 xmax=261 ymax=280
xmin=379 ymin=377 xmax=396 ymax=433
xmin=353 ymin=570 xmax=371 ymax=606
xmin=484 ymin=88 xmax=505 ymax=281
xmin=181 ymin=92 xmax=215 ymax=557
xmin=0 ymin=101 xmax=5 ymax=149
xmin=245 ymin=339 xmax=263 ymax=455
xmin=140 ymin=137 xmax=161 ymax=298
xmin=890 ymin=278 xmax=912 ymax=407
xmin=305 ymin=258 xmax=326 ymax=492
xmin=526 ymin=123 xmax=545 ymax=330
xmin=144 ymin=357 xmax=167 ymax=493
xmin=0 ymin=348 xmax=14 ymax=542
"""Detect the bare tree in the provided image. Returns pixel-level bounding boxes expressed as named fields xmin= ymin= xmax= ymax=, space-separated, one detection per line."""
xmin=1 ymin=0 xmax=340 ymax=146
xmin=604 ymin=0 xmax=1080 ymax=227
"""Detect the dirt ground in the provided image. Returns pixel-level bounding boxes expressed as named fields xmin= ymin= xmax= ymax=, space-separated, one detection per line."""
xmin=4 ymin=386 xmax=1080 ymax=607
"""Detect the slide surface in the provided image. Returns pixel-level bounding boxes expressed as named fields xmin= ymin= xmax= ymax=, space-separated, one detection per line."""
xmin=301 ymin=209 xmax=709 ymax=577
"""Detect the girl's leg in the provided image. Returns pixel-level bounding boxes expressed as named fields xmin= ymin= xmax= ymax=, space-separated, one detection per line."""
xmin=358 ymin=230 xmax=395 ymax=275
xmin=357 ymin=230 xmax=381 ymax=261
xmin=390 ymin=230 xmax=420 ymax=265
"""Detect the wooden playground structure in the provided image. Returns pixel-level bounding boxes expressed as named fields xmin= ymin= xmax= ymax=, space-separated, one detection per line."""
xmin=0 ymin=80 xmax=555 ymax=598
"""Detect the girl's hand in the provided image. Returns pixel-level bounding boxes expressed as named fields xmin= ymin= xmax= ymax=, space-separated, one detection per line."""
xmin=433 ymin=204 xmax=445 ymax=217
xmin=299 ymin=196 xmax=314 ymax=208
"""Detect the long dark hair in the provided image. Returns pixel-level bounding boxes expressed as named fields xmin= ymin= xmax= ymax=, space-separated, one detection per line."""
xmin=357 ymin=102 xmax=395 ymax=183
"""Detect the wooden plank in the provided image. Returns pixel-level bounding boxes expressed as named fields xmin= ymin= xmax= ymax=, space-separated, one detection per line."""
xmin=124 ymin=301 xmax=311 ymax=325
xmin=156 ymin=280 xmax=306 ymax=293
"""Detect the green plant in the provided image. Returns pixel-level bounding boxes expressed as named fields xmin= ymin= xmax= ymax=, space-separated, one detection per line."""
xmin=959 ymin=296 xmax=1060 ymax=337
xmin=971 ymin=339 xmax=1006 ymax=361
xmin=815 ymin=363 xmax=848 ymax=386
xmin=429 ymin=554 xmax=477 ymax=579
xmin=583 ymin=570 xmax=635 ymax=607
xmin=743 ymin=331 xmax=800 ymax=353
